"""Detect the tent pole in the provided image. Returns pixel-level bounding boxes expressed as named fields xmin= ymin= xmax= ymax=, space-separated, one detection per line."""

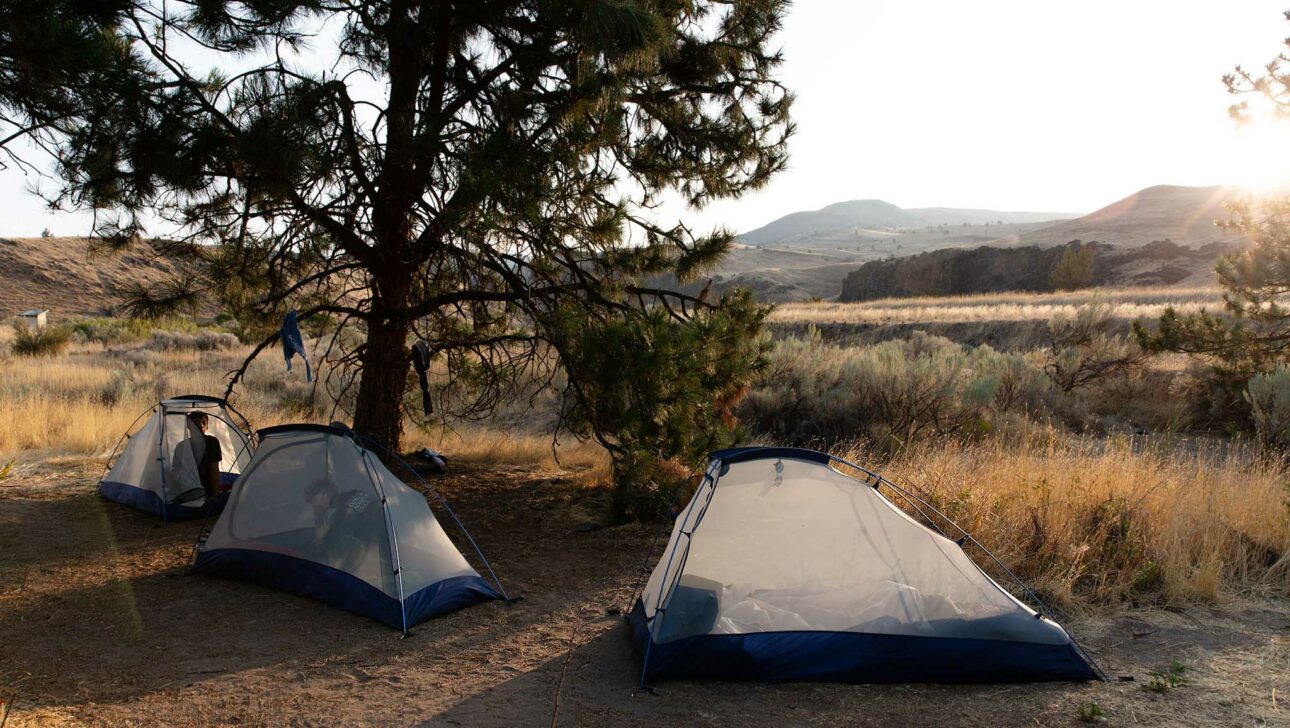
xmin=827 ymin=453 xmax=1109 ymax=681
xmin=354 ymin=433 xmax=510 ymax=603
xmin=639 ymin=460 xmax=721 ymax=687
xmin=206 ymin=410 xmax=255 ymax=474
xmin=222 ymin=399 xmax=255 ymax=441
xmin=156 ymin=401 xmax=169 ymax=525
xmin=98 ymin=406 xmax=151 ymax=487
xmin=357 ymin=444 xmax=409 ymax=636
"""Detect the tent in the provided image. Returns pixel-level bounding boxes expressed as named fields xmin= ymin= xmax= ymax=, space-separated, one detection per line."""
xmin=192 ymin=424 xmax=505 ymax=631
xmin=630 ymin=447 xmax=1101 ymax=683
xmin=99 ymin=395 xmax=254 ymax=521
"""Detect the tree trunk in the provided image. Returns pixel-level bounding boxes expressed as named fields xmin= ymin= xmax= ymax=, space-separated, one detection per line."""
xmin=353 ymin=315 xmax=412 ymax=452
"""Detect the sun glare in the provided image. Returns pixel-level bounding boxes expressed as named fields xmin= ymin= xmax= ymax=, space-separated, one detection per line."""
xmin=1222 ymin=121 xmax=1290 ymax=195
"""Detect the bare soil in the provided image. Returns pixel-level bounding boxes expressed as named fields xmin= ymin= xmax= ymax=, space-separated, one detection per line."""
xmin=2 ymin=459 xmax=1288 ymax=727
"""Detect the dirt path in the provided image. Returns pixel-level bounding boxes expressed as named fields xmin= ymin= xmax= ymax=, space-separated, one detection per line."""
xmin=2 ymin=460 xmax=1287 ymax=727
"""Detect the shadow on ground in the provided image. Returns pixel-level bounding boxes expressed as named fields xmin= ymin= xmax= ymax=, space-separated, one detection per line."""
xmin=2 ymin=463 xmax=1288 ymax=726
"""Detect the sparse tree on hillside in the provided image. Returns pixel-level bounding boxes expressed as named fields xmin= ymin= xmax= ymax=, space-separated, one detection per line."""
xmin=8 ymin=1 xmax=794 ymax=514
xmin=1050 ymin=243 xmax=1095 ymax=291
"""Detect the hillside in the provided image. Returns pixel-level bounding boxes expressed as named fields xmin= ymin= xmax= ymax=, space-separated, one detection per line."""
xmin=837 ymin=239 xmax=1230 ymax=302
xmin=738 ymin=199 xmax=1076 ymax=246
xmin=1017 ymin=185 xmax=1248 ymax=248
xmin=0 ymin=184 xmax=1255 ymax=313
xmin=705 ymin=184 xmax=1251 ymax=302
xmin=0 ymin=237 xmax=194 ymax=320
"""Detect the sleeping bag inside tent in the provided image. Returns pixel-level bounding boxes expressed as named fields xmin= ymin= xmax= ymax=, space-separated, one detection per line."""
xmin=192 ymin=424 xmax=504 ymax=630
xmin=98 ymin=395 xmax=254 ymax=520
xmin=630 ymin=447 xmax=1100 ymax=683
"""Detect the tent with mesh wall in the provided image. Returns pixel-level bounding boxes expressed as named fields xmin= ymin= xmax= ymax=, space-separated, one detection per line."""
xmin=98 ymin=395 xmax=254 ymax=521
xmin=191 ymin=424 xmax=505 ymax=631
xmin=629 ymin=447 xmax=1102 ymax=684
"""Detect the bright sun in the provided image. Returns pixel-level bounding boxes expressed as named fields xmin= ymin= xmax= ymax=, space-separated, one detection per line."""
xmin=1222 ymin=121 xmax=1290 ymax=194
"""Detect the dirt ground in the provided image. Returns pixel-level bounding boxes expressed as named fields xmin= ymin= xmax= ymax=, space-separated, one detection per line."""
xmin=2 ymin=459 xmax=1288 ymax=727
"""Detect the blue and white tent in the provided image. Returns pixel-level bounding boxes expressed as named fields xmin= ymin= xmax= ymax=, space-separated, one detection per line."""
xmin=192 ymin=424 xmax=504 ymax=631
xmin=98 ymin=395 xmax=253 ymax=521
xmin=630 ymin=447 xmax=1101 ymax=683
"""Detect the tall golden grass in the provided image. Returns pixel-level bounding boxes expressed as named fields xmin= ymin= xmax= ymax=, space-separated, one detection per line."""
xmin=772 ymin=286 xmax=1224 ymax=325
xmin=846 ymin=434 xmax=1290 ymax=607
xmin=0 ymin=340 xmax=606 ymax=473
xmin=4 ymin=322 xmax=1287 ymax=608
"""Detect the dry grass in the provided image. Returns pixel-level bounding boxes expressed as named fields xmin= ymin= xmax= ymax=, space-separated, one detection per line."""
xmin=0 ymin=344 xmax=290 ymax=460
xmin=844 ymin=433 xmax=1290 ymax=607
xmin=0 ymin=335 xmax=610 ymax=481
xmin=5 ymin=317 xmax=1288 ymax=609
xmin=421 ymin=424 xmax=610 ymax=482
xmin=772 ymin=285 xmax=1224 ymax=325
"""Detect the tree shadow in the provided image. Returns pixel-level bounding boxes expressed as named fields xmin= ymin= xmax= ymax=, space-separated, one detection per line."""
xmin=0 ymin=465 xmax=653 ymax=719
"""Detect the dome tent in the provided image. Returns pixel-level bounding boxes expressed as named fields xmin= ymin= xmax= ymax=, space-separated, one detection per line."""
xmin=630 ymin=447 xmax=1102 ymax=684
xmin=99 ymin=395 xmax=254 ymax=521
xmin=192 ymin=424 xmax=505 ymax=631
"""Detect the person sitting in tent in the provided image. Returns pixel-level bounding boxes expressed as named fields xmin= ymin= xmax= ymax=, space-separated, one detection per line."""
xmin=305 ymin=477 xmax=390 ymax=574
xmin=169 ymin=412 xmax=223 ymax=504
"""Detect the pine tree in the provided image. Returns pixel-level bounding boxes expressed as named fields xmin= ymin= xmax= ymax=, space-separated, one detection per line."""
xmin=1136 ymin=9 xmax=1290 ymax=417
xmin=0 ymin=1 xmax=146 ymax=169
xmin=2 ymin=1 xmax=794 ymax=512
xmin=1050 ymin=242 xmax=1095 ymax=291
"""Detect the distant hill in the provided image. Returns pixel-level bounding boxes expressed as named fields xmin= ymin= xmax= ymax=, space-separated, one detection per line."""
xmin=701 ymin=184 xmax=1252 ymax=302
xmin=0 ymin=185 xmax=1255 ymax=315
xmin=1017 ymin=185 xmax=1247 ymax=249
xmin=0 ymin=237 xmax=196 ymax=320
xmin=738 ymin=200 xmax=1078 ymax=246
xmin=837 ymin=240 xmax=1231 ymax=302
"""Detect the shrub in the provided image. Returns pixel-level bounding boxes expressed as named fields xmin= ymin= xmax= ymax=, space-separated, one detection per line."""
xmin=144 ymin=330 xmax=240 ymax=352
xmin=1169 ymin=361 xmax=1253 ymax=431
xmin=739 ymin=330 xmax=1055 ymax=449
xmin=610 ymin=455 xmax=698 ymax=523
xmin=10 ymin=321 xmax=72 ymax=357
xmin=1050 ymin=243 xmax=1096 ymax=290
xmin=1077 ymin=703 xmax=1106 ymax=723
xmin=1044 ymin=301 xmax=1145 ymax=393
xmin=1145 ymin=661 xmax=1187 ymax=693
xmin=1246 ymin=365 xmax=1290 ymax=448
xmin=70 ymin=316 xmax=202 ymax=346
xmin=968 ymin=344 xmax=1056 ymax=417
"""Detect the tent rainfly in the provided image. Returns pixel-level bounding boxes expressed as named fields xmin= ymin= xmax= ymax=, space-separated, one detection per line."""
xmin=192 ymin=424 xmax=505 ymax=631
xmin=99 ymin=395 xmax=254 ymax=521
xmin=630 ymin=447 xmax=1102 ymax=683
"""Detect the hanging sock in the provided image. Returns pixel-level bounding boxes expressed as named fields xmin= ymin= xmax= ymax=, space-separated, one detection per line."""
xmin=412 ymin=340 xmax=434 ymax=416
xmin=280 ymin=310 xmax=312 ymax=382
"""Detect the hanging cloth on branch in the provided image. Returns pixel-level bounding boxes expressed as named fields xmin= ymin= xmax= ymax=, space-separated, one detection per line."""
xmin=280 ymin=310 xmax=312 ymax=382
xmin=412 ymin=340 xmax=434 ymax=416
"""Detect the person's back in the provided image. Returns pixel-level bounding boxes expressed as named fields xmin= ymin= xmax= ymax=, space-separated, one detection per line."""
xmin=171 ymin=412 xmax=223 ymax=503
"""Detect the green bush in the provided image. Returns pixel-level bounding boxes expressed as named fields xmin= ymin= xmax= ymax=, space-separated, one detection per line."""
xmin=548 ymin=292 xmax=770 ymax=522
xmin=70 ymin=316 xmax=202 ymax=345
xmin=1144 ymin=661 xmax=1187 ymax=693
xmin=1050 ymin=243 xmax=1096 ymax=291
xmin=10 ymin=321 xmax=72 ymax=357
xmin=1246 ymin=365 xmax=1290 ymax=448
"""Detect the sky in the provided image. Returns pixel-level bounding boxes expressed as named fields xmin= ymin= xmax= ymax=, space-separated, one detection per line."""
xmin=3 ymin=0 xmax=1290 ymax=237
